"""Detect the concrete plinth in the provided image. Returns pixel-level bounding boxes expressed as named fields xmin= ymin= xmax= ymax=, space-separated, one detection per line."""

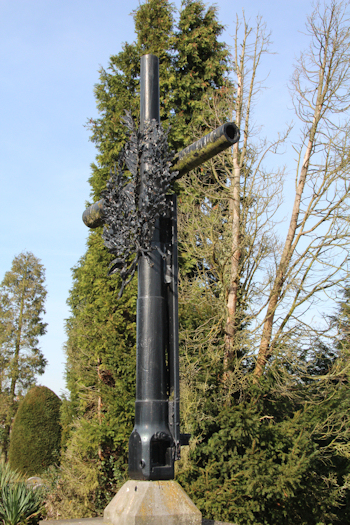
xmin=104 ymin=480 xmax=202 ymax=525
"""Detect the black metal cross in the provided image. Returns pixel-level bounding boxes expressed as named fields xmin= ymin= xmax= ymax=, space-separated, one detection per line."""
xmin=82 ymin=54 xmax=239 ymax=481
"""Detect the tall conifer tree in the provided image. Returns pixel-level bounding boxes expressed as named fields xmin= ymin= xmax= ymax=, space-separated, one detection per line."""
xmin=172 ymin=0 xmax=228 ymax=148
xmin=0 ymin=252 xmax=47 ymax=459
xmin=60 ymin=0 xmax=229 ymax=517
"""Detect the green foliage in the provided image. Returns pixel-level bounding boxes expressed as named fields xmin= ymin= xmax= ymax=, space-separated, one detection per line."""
xmin=59 ymin=0 xmax=229 ymax=517
xmin=60 ymin=233 xmax=137 ymax=516
xmin=0 ymin=482 xmax=43 ymax=525
xmin=177 ymin=347 xmax=350 ymax=525
xmin=0 ymin=252 xmax=47 ymax=391
xmin=88 ymin=0 xmax=228 ymax=186
xmin=335 ymin=285 xmax=350 ymax=356
xmin=9 ymin=386 xmax=61 ymax=477
xmin=0 ymin=462 xmax=43 ymax=525
xmin=173 ymin=8 xmax=350 ymax=520
xmin=42 ymin=431 xmax=101 ymax=519
xmin=0 ymin=463 xmax=23 ymax=490
xmin=0 ymin=252 xmax=47 ymax=459
xmin=177 ymin=178 xmax=350 ymax=523
xmin=171 ymin=0 xmax=228 ymax=148
xmin=65 ymin=232 xmax=137 ymax=467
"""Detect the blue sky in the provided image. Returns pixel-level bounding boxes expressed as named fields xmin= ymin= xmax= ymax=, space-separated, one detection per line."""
xmin=0 ymin=0 xmax=313 ymax=397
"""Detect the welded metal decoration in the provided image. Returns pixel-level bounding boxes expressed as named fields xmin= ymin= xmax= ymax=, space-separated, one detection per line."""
xmin=82 ymin=53 xmax=240 ymax=482
xmin=82 ymin=122 xmax=239 ymax=230
xmin=101 ymin=113 xmax=177 ymax=297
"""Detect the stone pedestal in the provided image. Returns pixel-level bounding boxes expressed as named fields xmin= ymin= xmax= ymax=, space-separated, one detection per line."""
xmin=104 ymin=480 xmax=202 ymax=525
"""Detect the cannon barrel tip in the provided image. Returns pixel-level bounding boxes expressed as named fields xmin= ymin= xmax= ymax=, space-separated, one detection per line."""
xmin=171 ymin=121 xmax=240 ymax=178
xmin=82 ymin=199 xmax=105 ymax=229
xmin=223 ymin=122 xmax=240 ymax=142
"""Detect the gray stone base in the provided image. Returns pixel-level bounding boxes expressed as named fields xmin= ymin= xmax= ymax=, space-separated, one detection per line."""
xmin=104 ymin=480 xmax=201 ymax=525
xmin=40 ymin=481 xmax=235 ymax=525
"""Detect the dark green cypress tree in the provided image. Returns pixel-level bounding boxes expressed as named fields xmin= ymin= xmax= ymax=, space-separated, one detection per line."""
xmin=60 ymin=0 xmax=229 ymax=517
xmin=171 ymin=0 xmax=228 ymax=149
xmin=133 ymin=0 xmax=174 ymax=125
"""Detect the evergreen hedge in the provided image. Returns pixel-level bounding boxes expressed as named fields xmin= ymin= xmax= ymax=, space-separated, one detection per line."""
xmin=8 ymin=386 xmax=61 ymax=476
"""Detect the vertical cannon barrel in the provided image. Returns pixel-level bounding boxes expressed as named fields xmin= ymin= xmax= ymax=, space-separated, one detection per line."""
xmin=128 ymin=54 xmax=174 ymax=480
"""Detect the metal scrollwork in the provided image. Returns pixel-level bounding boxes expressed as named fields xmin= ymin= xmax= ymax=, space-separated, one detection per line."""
xmin=101 ymin=111 xmax=178 ymax=297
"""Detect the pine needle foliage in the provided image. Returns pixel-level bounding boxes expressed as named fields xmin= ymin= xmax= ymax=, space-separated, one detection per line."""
xmin=177 ymin=369 xmax=350 ymax=525
xmin=62 ymin=233 xmax=137 ymax=512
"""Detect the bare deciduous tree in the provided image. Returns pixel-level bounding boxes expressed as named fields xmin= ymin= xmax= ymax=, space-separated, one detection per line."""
xmin=178 ymin=15 xmax=287 ymax=375
xmin=225 ymin=15 xmax=273 ymax=365
xmin=255 ymin=0 xmax=350 ymax=377
xmin=179 ymin=2 xmax=350 ymax=387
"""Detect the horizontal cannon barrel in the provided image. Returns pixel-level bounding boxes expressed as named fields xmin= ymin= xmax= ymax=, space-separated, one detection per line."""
xmin=82 ymin=121 xmax=240 ymax=229
xmin=172 ymin=121 xmax=240 ymax=177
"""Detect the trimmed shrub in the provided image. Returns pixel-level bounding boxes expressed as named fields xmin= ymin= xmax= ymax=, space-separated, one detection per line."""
xmin=8 ymin=386 xmax=61 ymax=476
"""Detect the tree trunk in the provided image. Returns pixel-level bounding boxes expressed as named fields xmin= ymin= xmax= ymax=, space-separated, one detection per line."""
xmin=3 ymin=265 xmax=27 ymax=460
xmin=224 ymin=33 xmax=244 ymax=370
xmin=255 ymin=125 xmax=320 ymax=377
xmin=224 ymin=141 xmax=241 ymax=367
xmin=224 ymin=17 xmax=270 ymax=371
